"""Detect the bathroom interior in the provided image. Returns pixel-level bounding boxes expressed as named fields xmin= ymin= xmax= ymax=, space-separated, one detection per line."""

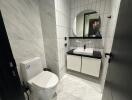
xmin=0 ymin=0 xmax=121 ymax=100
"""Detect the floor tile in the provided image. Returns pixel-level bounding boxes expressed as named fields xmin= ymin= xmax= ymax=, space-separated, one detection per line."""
xmin=56 ymin=74 xmax=102 ymax=100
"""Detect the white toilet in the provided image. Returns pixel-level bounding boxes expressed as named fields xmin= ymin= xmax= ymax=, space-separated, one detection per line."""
xmin=20 ymin=57 xmax=59 ymax=100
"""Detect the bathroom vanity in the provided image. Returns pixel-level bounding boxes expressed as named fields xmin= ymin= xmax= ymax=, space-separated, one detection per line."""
xmin=67 ymin=49 xmax=102 ymax=77
xmin=67 ymin=9 xmax=103 ymax=78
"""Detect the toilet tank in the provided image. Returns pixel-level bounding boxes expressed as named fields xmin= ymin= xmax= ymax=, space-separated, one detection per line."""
xmin=20 ymin=57 xmax=43 ymax=82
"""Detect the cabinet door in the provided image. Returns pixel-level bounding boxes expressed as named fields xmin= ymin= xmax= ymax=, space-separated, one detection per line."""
xmin=67 ymin=55 xmax=81 ymax=72
xmin=81 ymin=57 xmax=101 ymax=77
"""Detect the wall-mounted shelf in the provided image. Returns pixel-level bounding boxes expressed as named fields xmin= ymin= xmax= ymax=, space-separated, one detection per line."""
xmin=68 ymin=36 xmax=102 ymax=39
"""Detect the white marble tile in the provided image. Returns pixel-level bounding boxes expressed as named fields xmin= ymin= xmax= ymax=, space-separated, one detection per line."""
xmin=69 ymin=39 xmax=103 ymax=49
xmin=104 ymin=0 xmax=121 ymax=53
xmin=101 ymin=0 xmax=121 ymax=91
xmin=55 ymin=0 xmax=71 ymax=77
xmin=39 ymin=0 xmax=60 ymax=76
xmin=56 ymin=74 xmax=102 ymax=100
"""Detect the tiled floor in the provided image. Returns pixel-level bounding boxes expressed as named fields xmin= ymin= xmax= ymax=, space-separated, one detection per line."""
xmin=56 ymin=74 xmax=102 ymax=100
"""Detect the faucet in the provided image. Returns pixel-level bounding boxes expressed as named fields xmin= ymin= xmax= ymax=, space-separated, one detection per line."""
xmin=84 ymin=44 xmax=86 ymax=50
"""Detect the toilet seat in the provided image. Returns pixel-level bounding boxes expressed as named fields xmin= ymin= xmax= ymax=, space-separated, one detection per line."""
xmin=28 ymin=71 xmax=59 ymax=89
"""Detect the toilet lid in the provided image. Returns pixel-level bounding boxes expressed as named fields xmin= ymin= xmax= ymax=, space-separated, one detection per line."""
xmin=28 ymin=71 xmax=59 ymax=89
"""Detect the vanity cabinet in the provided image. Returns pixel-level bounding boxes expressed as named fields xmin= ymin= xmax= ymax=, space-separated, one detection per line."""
xmin=81 ymin=57 xmax=101 ymax=77
xmin=67 ymin=54 xmax=101 ymax=77
xmin=67 ymin=55 xmax=81 ymax=72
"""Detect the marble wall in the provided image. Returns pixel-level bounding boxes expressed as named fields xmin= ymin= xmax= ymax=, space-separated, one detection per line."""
xmin=0 ymin=0 xmax=46 ymax=80
xmin=69 ymin=39 xmax=103 ymax=50
xmin=104 ymin=0 xmax=121 ymax=53
xmin=39 ymin=0 xmax=59 ymax=76
xmin=101 ymin=0 xmax=121 ymax=91
xmin=55 ymin=0 xmax=71 ymax=78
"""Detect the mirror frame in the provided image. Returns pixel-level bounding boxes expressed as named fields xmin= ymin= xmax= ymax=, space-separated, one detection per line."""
xmin=83 ymin=12 xmax=101 ymax=37
xmin=72 ymin=10 xmax=102 ymax=39
xmin=83 ymin=11 xmax=97 ymax=37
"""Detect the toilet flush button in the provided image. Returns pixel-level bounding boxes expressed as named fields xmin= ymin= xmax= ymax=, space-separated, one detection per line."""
xmin=26 ymin=65 xmax=30 ymax=70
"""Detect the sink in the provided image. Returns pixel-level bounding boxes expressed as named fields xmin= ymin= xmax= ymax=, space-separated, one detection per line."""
xmin=73 ymin=47 xmax=93 ymax=55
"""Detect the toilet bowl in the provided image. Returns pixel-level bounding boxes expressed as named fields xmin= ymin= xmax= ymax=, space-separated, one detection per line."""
xmin=20 ymin=57 xmax=59 ymax=100
xmin=28 ymin=71 xmax=58 ymax=100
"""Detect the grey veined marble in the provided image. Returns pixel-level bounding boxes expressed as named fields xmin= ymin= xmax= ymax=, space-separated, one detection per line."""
xmin=56 ymin=74 xmax=102 ymax=100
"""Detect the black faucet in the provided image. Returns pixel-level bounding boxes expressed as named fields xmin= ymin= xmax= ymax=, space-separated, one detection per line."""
xmin=84 ymin=44 xmax=86 ymax=50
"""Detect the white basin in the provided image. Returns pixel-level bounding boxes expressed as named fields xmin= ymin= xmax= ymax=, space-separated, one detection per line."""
xmin=73 ymin=47 xmax=93 ymax=55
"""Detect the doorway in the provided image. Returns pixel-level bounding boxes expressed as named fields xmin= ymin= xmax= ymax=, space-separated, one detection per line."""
xmin=0 ymin=11 xmax=25 ymax=100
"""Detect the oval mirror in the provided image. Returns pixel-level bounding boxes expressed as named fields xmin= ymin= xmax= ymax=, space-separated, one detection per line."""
xmin=73 ymin=10 xmax=102 ymax=38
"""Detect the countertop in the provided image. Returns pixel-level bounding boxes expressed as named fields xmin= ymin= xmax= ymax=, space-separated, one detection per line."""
xmin=67 ymin=49 xmax=102 ymax=59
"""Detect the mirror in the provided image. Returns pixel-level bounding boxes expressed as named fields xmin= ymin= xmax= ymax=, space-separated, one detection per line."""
xmin=73 ymin=10 xmax=101 ymax=38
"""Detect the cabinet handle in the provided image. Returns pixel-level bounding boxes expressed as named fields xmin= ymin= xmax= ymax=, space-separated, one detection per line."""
xmin=105 ymin=53 xmax=113 ymax=63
